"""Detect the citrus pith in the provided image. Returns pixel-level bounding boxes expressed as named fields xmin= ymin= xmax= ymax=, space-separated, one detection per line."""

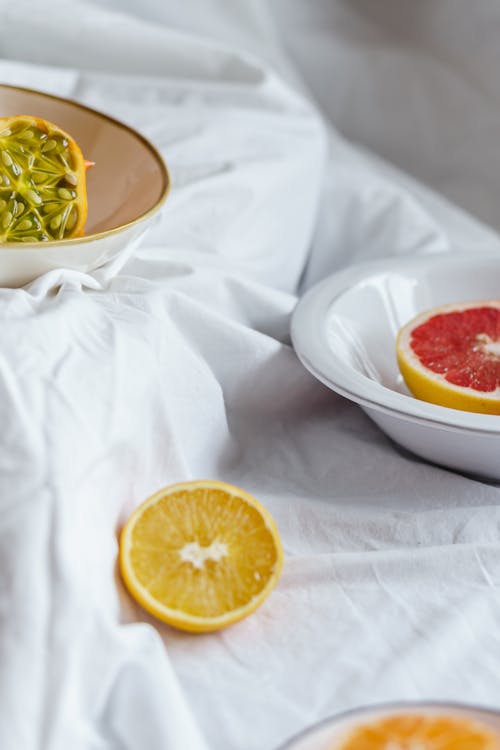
xmin=0 ymin=115 xmax=89 ymax=242
xmin=119 ymin=480 xmax=284 ymax=633
xmin=396 ymin=301 xmax=500 ymax=414
xmin=337 ymin=713 xmax=498 ymax=750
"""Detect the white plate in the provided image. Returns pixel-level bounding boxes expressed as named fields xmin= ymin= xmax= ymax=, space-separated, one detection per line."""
xmin=278 ymin=702 xmax=500 ymax=750
xmin=291 ymin=254 xmax=500 ymax=480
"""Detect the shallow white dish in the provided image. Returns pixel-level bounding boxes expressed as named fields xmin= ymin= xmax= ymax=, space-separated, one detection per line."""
xmin=291 ymin=254 xmax=500 ymax=480
xmin=278 ymin=702 xmax=500 ymax=750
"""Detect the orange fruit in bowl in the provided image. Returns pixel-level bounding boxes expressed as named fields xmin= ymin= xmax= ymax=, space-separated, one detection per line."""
xmin=119 ymin=480 xmax=284 ymax=633
xmin=336 ymin=713 xmax=498 ymax=750
xmin=0 ymin=114 xmax=90 ymax=242
xmin=396 ymin=301 xmax=500 ymax=414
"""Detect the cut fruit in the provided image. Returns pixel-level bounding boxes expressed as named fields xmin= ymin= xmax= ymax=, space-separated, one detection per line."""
xmin=396 ymin=301 xmax=500 ymax=414
xmin=336 ymin=713 xmax=498 ymax=750
xmin=0 ymin=115 xmax=89 ymax=242
xmin=119 ymin=480 xmax=284 ymax=633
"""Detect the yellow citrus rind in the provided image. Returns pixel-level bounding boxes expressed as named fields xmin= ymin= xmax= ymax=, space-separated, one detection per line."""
xmin=120 ymin=480 xmax=284 ymax=633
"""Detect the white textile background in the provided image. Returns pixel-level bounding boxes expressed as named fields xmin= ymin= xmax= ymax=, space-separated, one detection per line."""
xmin=0 ymin=2 xmax=499 ymax=750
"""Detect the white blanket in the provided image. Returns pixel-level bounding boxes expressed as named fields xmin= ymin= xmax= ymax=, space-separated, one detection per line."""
xmin=1 ymin=2 xmax=499 ymax=750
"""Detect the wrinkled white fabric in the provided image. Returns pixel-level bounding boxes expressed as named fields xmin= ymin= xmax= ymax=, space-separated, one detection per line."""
xmin=0 ymin=2 xmax=499 ymax=750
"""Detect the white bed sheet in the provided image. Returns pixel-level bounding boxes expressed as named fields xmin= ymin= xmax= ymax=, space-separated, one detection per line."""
xmin=0 ymin=2 xmax=499 ymax=750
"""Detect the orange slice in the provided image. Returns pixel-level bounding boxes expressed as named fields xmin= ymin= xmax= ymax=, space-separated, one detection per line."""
xmin=336 ymin=713 xmax=498 ymax=750
xmin=119 ymin=480 xmax=284 ymax=633
xmin=396 ymin=301 xmax=500 ymax=414
xmin=0 ymin=115 xmax=89 ymax=242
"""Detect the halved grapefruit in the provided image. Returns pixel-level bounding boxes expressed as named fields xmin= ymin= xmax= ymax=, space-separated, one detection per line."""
xmin=396 ymin=301 xmax=500 ymax=414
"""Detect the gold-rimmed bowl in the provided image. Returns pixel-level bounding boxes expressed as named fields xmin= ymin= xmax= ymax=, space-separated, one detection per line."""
xmin=0 ymin=84 xmax=170 ymax=286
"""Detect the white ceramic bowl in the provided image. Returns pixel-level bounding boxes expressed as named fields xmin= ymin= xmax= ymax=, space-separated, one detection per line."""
xmin=0 ymin=84 xmax=169 ymax=286
xmin=278 ymin=702 xmax=500 ymax=750
xmin=291 ymin=254 xmax=500 ymax=480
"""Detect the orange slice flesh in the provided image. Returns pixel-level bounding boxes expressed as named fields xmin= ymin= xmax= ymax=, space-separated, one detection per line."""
xmin=0 ymin=115 xmax=89 ymax=242
xmin=336 ymin=714 xmax=499 ymax=750
xmin=119 ymin=480 xmax=284 ymax=633
xmin=396 ymin=301 xmax=500 ymax=414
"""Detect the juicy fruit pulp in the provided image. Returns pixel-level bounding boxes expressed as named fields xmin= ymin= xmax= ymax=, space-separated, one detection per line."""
xmin=336 ymin=714 xmax=498 ymax=750
xmin=0 ymin=115 xmax=88 ymax=242
xmin=396 ymin=302 xmax=500 ymax=414
xmin=411 ymin=306 xmax=500 ymax=391
xmin=119 ymin=480 xmax=284 ymax=632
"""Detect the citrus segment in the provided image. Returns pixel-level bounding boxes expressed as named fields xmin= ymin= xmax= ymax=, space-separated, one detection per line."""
xmin=0 ymin=115 xmax=89 ymax=242
xmin=119 ymin=480 xmax=284 ymax=632
xmin=396 ymin=301 xmax=500 ymax=414
xmin=336 ymin=714 xmax=498 ymax=750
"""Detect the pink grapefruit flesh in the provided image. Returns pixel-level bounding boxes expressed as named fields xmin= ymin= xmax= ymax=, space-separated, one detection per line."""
xmin=396 ymin=301 xmax=500 ymax=414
